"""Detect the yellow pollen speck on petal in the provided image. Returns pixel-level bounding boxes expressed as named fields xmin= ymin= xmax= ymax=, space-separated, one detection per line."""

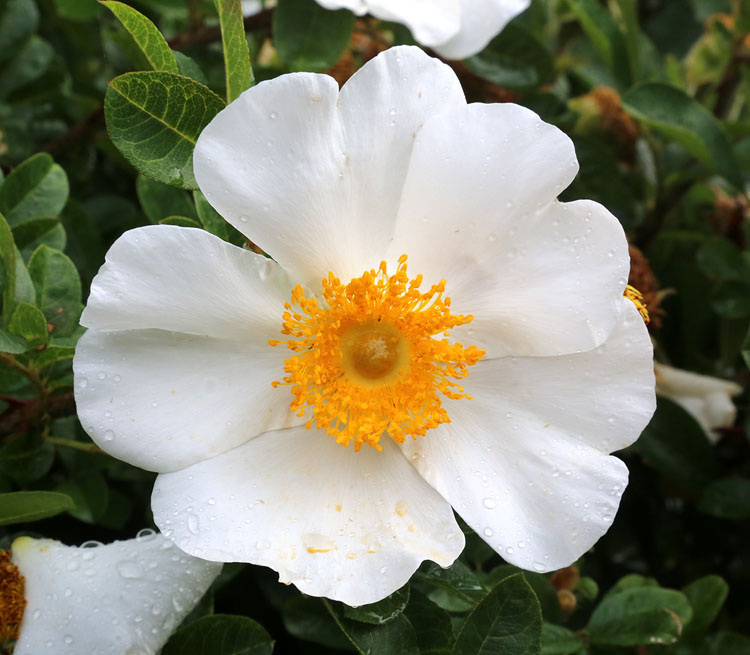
xmin=395 ymin=500 xmax=408 ymax=516
xmin=0 ymin=550 xmax=26 ymax=645
xmin=624 ymin=284 xmax=650 ymax=324
xmin=270 ymin=255 xmax=485 ymax=451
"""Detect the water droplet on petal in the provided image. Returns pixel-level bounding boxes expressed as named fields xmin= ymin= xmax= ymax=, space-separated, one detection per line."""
xmin=186 ymin=511 xmax=200 ymax=535
xmin=482 ymin=498 xmax=496 ymax=509
xmin=117 ymin=560 xmax=144 ymax=579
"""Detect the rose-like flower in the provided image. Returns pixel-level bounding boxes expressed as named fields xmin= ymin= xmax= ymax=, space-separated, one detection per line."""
xmin=1 ymin=531 xmax=221 ymax=654
xmin=654 ymin=362 xmax=742 ymax=443
xmin=243 ymin=0 xmax=529 ymax=60
xmin=74 ymin=46 xmax=655 ymax=606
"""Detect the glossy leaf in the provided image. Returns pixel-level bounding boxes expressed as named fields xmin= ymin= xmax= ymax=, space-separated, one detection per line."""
xmin=451 ymin=573 xmax=542 ymax=655
xmin=162 ymin=614 xmax=275 ymax=655
xmin=215 ymin=0 xmax=253 ymax=102
xmin=101 ymin=1 xmax=178 ymax=73
xmin=8 ymin=300 xmax=48 ymax=346
xmin=0 ymin=490 xmax=75 ymax=525
xmin=0 ymin=153 xmax=68 ymax=226
xmin=105 ymin=71 xmax=225 ymax=189
xmin=343 ymin=585 xmax=410 ymax=625
xmin=682 ymin=575 xmax=729 ymax=634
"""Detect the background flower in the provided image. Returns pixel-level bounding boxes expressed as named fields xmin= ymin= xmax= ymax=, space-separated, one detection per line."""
xmin=8 ymin=531 xmax=221 ymax=655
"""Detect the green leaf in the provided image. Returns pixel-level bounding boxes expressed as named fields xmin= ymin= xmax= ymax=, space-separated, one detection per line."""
xmin=159 ymin=216 xmax=203 ymax=228
xmin=193 ymin=189 xmax=243 ymax=244
xmin=707 ymin=631 xmax=750 ymax=655
xmin=0 ymin=210 xmax=17 ymax=319
xmin=634 ymin=397 xmax=718 ymax=489
xmin=698 ymin=476 xmax=750 ymax=519
xmin=0 ymin=34 xmax=53 ymax=99
xmin=696 ymin=236 xmax=748 ymax=280
xmin=466 ymin=24 xmax=554 ymax=90
xmin=104 ymin=71 xmax=225 ymax=189
xmin=56 ymin=470 xmax=110 ymax=524
xmin=403 ymin=591 xmax=454 ymax=655
xmin=55 ymin=0 xmax=99 ymax=21
xmin=162 ymin=614 xmax=274 ymax=655
xmin=0 ymin=490 xmax=75 ymax=525
xmin=0 ymin=0 xmax=39 ymax=63
xmin=415 ymin=560 xmax=486 ymax=612
xmin=343 ymin=585 xmax=410 ymax=625
xmin=541 ymin=624 xmax=585 ymax=655
xmin=174 ymin=51 xmax=208 ymax=85
xmin=215 ymin=0 xmax=253 ymax=102
xmin=0 ymin=328 xmax=27 ymax=353
xmin=8 ymin=301 xmax=48 ymax=346
xmin=682 ymin=575 xmax=728 ymax=634
xmin=101 ymin=1 xmax=178 ymax=73
xmin=0 ymin=437 xmax=54 ymax=483
xmin=0 ymin=153 xmax=69 ymax=226
xmin=324 ymin=599 xmax=419 ymax=655
xmin=136 ymin=174 xmax=197 ymax=223
xmin=31 ymin=344 xmax=76 ymax=369
xmin=282 ymin=596 xmax=352 ymax=650
xmin=451 ymin=573 xmax=542 ymax=655
xmin=273 ymin=0 xmax=354 ymax=72
xmin=27 ymin=245 xmax=83 ymax=338
xmin=712 ymin=279 xmax=750 ymax=319
xmin=622 ymin=82 xmax=742 ymax=188
xmin=11 ymin=217 xmax=60 ymax=250
xmin=566 ymin=0 xmax=631 ymax=88
xmin=587 ymin=586 xmax=693 ymax=646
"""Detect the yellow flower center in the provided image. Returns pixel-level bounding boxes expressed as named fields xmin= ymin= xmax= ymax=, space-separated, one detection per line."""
xmin=270 ymin=255 xmax=485 ymax=451
xmin=0 ymin=550 xmax=26 ymax=645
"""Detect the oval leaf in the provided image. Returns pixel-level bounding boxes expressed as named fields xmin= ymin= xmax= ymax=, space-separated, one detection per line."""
xmin=162 ymin=614 xmax=274 ymax=655
xmin=104 ymin=71 xmax=225 ymax=189
xmin=0 ymin=490 xmax=75 ymax=525
xmin=101 ymin=1 xmax=178 ymax=73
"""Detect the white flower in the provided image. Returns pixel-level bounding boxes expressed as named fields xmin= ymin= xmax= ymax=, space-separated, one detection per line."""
xmin=241 ymin=0 xmax=275 ymax=16
xmin=4 ymin=531 xmax=221 ymax=655
xmin=244 ymin=0 xmax=529 ymax=60
xmin=654 ymin=362 xmax=742 ymax=443
xmin=74 ymin=46 xmax=655 ymax=606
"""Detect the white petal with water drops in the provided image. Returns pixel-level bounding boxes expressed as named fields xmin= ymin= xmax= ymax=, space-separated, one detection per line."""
xmin=11 ymin=531 xmax=221 ymax=655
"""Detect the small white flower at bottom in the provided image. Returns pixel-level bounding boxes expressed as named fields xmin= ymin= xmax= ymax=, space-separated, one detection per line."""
xmin=8 ymin=531 xmax=221 ymax=655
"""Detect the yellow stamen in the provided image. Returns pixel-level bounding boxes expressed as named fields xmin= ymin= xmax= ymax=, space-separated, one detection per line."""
xmin=624 ymin=284 xmax=650 ymax=324
xmin=0 ymin=550 xmax=26 ymax=645
xmin=270 ymin=255 xmax=485 ymax=451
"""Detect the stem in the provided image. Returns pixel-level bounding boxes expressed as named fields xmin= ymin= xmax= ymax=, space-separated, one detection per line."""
xmin=0 ymin=353 xmax=48 ymax=398
xmin=46 ymin=436 xmax=105 ymax=455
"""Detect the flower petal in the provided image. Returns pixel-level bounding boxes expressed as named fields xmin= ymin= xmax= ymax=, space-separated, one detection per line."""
xmin=152 ymin=427 xmax=464 ymax=606
xmin=193 ymin=46 xmax=465 ymax=289
xmin=402 ymin=301 xmax=655 ymax=572
xmin=389 ymin=102 xmax=627 ymax=357
xmin=315 ymin=0 xmax=367 ymax=14
xmin=80 ymin=225 xmax=292 ymax=341
xmin=12 ymin=532 xmax=220 ymax=655
xmin=433 ymin=0 xmax=531 ymax=60
xmin=74 ymin=329 xmax=298 ymax=472
xmin=358 ymin=0 xmax=461 ymax=45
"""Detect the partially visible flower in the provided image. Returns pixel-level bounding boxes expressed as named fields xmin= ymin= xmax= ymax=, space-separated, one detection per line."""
xmin=244 ymin=0 xmax=529 ymax=60
xmin=654 ymin=363 xmax=742 ymax=443
xmin=74 ymin=46 xmax=655 ymax=606
xmin=3 ymin=531 xmax=221 ymax=655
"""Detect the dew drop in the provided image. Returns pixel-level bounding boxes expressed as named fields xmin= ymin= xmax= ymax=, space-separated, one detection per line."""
xmin=269 ymin=111 xmax=278 ymax=120
xmin=482 ymin=498 xmax=496 ymax=509
xmin=532 ymin=561 xmax=546 ymax=572
xmin=117 ymin=560 xmax=144 ymax=579
xmin=63 ymin=635 xmax=74 ymax=645
xmin=97 ymin=372 xmax=106 ymax=380
xmin=103 ymin=430 xmax=115 ymax=441
xmin=136 ymin=528 xmax=156 ymax=542
xmin=78 ymin=378 xmax=88 ymax=389
xmin=483 ymin=527 xmax=493 ymax=537
xmin=32 ymin=609 xmax=42 ymax=620
xmin=207 ymin=497 xmax=216 ymax=505
xmin=186 ymin=511 xmax=200 ymax=535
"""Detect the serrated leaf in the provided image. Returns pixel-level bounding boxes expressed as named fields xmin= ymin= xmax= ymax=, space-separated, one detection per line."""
xmin=27 ymin=245 xmax=83 ymax=338
xmin=273 ymin=0 xmax=354 ymax=72
xmin=343 ymin=585 xmax=409 ymax=625
xmin=0 ymin=153 xmax=69 ymax=226
xmin=587 ymin=586 xmax=693 ymax=646
xmin=136 ymin=174 xmax=197 ymax=223
xmin=101 ymin=1 xmax=178 ymax=73
xmin=105 ymin=71 xmax=225 ymax=189
xmin=682 ymin=575 xmax=728 ymax=634
xmin=8 ymin=300 xmax=48 ymax=346
xmin=0 ymin=490 xmax=75 ymax=525
xmin=451 ymin=573 xmax=542 ymax=655
xmin=162 ymin=614 xmax=274 ymax=655
xmin=215 ymin=0 xmax=253 ymax=102
xmin=622 ymin=82 xmax=742 ymax=188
